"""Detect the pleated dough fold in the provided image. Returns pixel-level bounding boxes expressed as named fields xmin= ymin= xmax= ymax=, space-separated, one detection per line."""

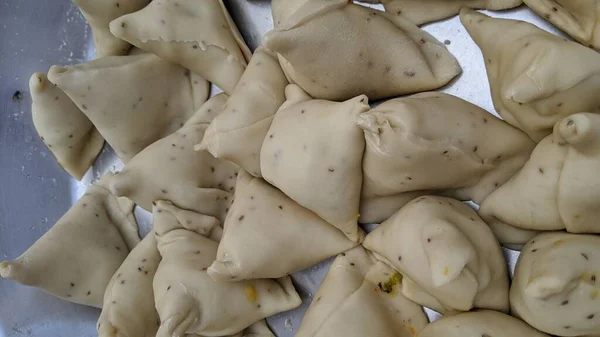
xmin=296 ymin=246 xmax=428 ymax=337
xmin=110 ymin=0 xmax=251 ymax=94
xmin=461 ymin=9 xmax=600 ymax=141
xmin=29 ymin=72 xmax=104 ymax=180
xmin=109 ymin=94 xmax=238 ymax=223
xmin=48 ymin=54 xmax=209 ymax=162
xmin=264 ymin=0 xmax=461 ymax=101
xmin=381 ymin=0 xmax=522 ymax=26
xmin=0 ymin=173 xmax=139 ymax=308
xmin=97 ymin=233 xmax=161 ymax=337
xmin=363 ymin=196 xmax=509 ymax=314
xmin=524 ymin=0 xmax=600 ymax=49
xmin=198 ymin=46 xmax=288 ymax=177
xmin=419 ymin=310 xmax=549 ymax=337
xmin=480 ymin=113 xmax=600 ymax=245
xmin=152 ymin=201 xmax=302 ymax=337
xmin=511 ymin=233 xmax=600 ymax=337
xmin=72 ymin=0 xmax=150 ymax=57
xmin=261 ymin=85 xmax=369 ymax=242
xmin=208 ymin=170 xmax=357 ymax=282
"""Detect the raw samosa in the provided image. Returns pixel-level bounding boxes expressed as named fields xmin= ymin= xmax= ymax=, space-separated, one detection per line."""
xmin=48 ymin=54 xmax=210 ymax=162
xmin=0 ymin=173 xmax=139 ymax=308
xmin=358 ymin=92 xmax=535 ymax=221
xmin=363 ymin=196 xmax=509 ymax=314
xmin=511 ymin=232 xmax=600 ymax=337
xmin=381 ymin=0 xmax=522 ymax=26
xmin=264 ymin=0 xmax=461 ymax=101
xmin=359 ymin=191 xmax=428 ymax=224
xmin=261 ymin=85 xmax=369 ymax=242
xmin=419 ymin=310 xmax=549 ymax=337
xmin=479 ymin=113 xmax=600 ymax=245
xmin=295 ymin=246 xmax=428 ymax=337
xmin=461 ymin=9 xmax=600 ymax=141
xmin=72 ymin=0 xmax=150 ymax=57
xmin=198 ymin=46 xmax=288 ymax=177
xmin=152 ymin=201 xmax=302 ymax=337
xmin=110 ymin=0 xmax=251 ymax=94
xmin=109 ymin=94 xmax=239 ymax=223
xmin=97 ymin=233 xmax=161 ymax=337
xmin=29 ymin=72 xmax=104 ymax=180
xmin=524 ymin=0 xmax=600 ymax=49
xmin=208 ymin=170 xmax=357 ymax=281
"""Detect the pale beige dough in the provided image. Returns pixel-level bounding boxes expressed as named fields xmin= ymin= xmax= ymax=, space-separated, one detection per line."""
xmin=261 ymin=84 xmax=369 ymax=242
xmin=264 ymin=0 xmax=460 ymax=101
xmin=109 ymin=94 xmax=238 ymax=223
xmin=208 ymin=170 xmax=357 ymax=281
xmin=418 ymin=310 xmax=549 ymax=337
xmin=152 ymin=201 xmax=301 ymax=337
xmin=363 ymin=196 xmax=509 ymax=314
xmin=511 ymin=232 xmax=600 ymax=336
xmin=0 ymin=173 xmax=139 ymax=308
xmin=524 ymin=0 xmax=600 ymax=49
xmin=461 ymin=9 xmax=600 ymax=141
xmin=480 ymin=113 xmax=600 ymax=245
xmin=48 ymin=54 xmax=209 ymax=162
xmin=296 ymin=246 xmax=428 ymax=337
xmin=72 ymin=0 xmax=150 ymax=57
xmin=29 ymin=72 xmax=104 ymax=180
xmin=97 ymin=233 xmax=161 ymax=337
xmin=198 ymin=46 xmax=289 ymax=178
xmin=110 ymin=0 xmax=251 ymax=94
xmin=359 ymin=191 xmax=428 ymax=224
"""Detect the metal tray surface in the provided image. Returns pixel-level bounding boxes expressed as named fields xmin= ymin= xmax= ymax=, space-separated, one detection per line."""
xmin=0 ymin=1 xmax=566 ymax=336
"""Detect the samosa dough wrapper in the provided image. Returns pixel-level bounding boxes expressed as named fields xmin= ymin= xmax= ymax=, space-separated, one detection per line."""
xmin=152 ymin=201 xmax=302 ymax=337
xmin=264 ymin=0 xmax=461 ymax=101
xmin=198 ymin=46 xmax=289 ymax=177
xmin=48 ymin=53 xmax=209 ymax=162
xmin=261 ymin=85 xmax=368 ymax=243
xmin=0 ymin=173 xmax=139 ymax=308
xmin=209 ymin=170 xmax=357 ymax=281
xmin=511 ymin=233 xmax=600 ymax=337
xmin=72 ymin=0 xmax=150 ymax=57
xmin=363 ymin=196 xmax=509 ymax=314
xmin=109 ymin=94 xmax=238 ymax=223
xmin=461 ymin=9 xmax=600 ymax=141
xmin=296 ymin=246 xmax=428 ymax=337
xmin=418 ymin=310 xmax=549 ymax=337
xmin=524 ymin=0 xmax=600 ymax=49
xmin=110 ymin=0 xmax=251 ymax=94
xmin=97 ymin=233 xmax=161 ymax=337
xmin=29 ymin=72 xmax=104 ymax=180
xmin=480 ymin=113 xmax=600 ymax=245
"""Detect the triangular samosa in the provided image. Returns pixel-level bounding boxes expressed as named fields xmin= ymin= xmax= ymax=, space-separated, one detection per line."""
xmin=48 ymin=54 xmax=210 ymax=162
xmin=109 ymin=94 xmax=239 ymax=222
xmin=296 ymin=246 xmax=428 ymax=337
xmin=419 ymin=310 xmax=549 ymax=337
xmin=524 ymin=0 xmax=600 ymax=49
xmin=29 ymin=72 xmax=104 ymax=180
xmin=511 ymin=232 xmax=600 ymax=337
xmin=363 ymin=196 xmax=509 ymax=314
xmin=152 ymin=201 xmax=302 ymax=337
xmin=110 ymin=0 xmax=251 ymax=94
xmin=208 ymin=170 xmax=357 ymax=282
xmin=479 ymin=113 xmax=600 ymax=245
xmin=264 ymin=0 xmax=461 ymax=101
xmin=0 ymin=173 xmax=139 ymax=308
xmin=461 ymin=9 xmax=600 ymax=141
xmin=97 ymin=233 xmax=161 ymax=337
xmin=261 ymin=85 xmax=369 ymax=242
xmin=72 ymin=0 xmax=150 ymax=57
xmin=197 ymin=46 xmax=289 ymax=177
xmin=381 ymin=0 xmax=522 ymax=26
